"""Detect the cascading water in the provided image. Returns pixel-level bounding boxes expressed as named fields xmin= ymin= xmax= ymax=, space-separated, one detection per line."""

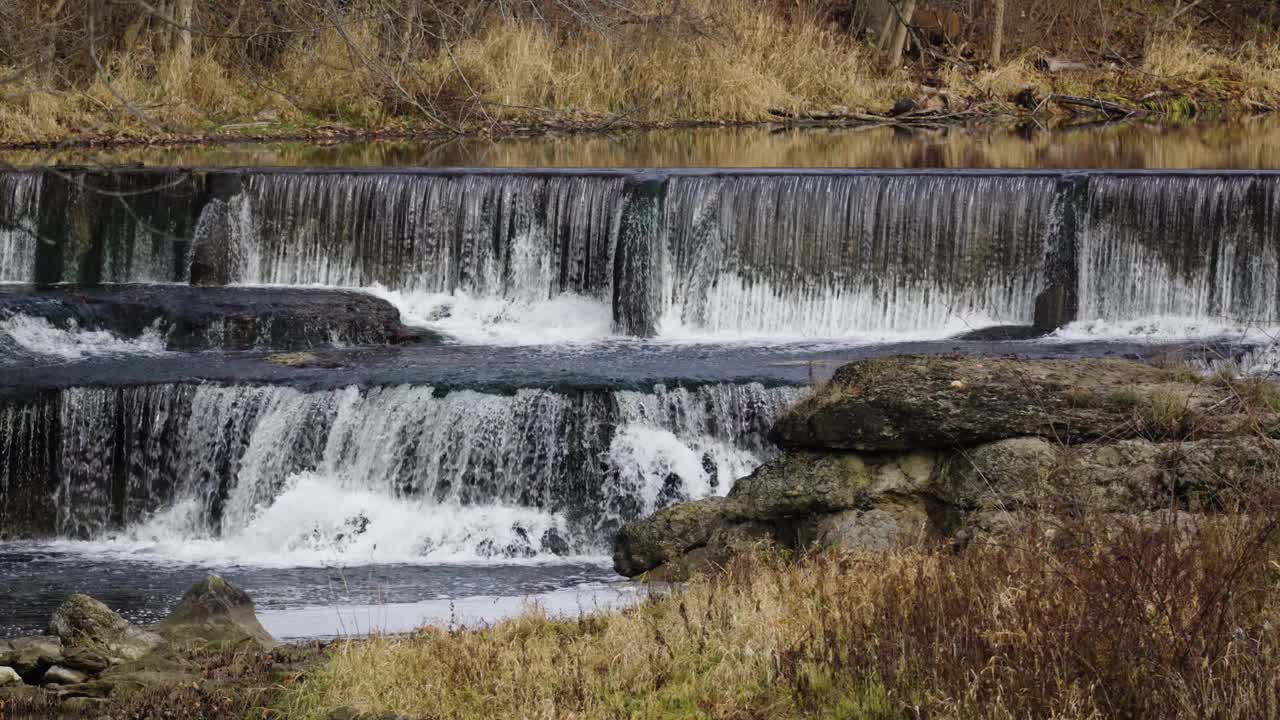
xmin=0 ymin=172 xmax=40 ymax=282
xmin=218 ymin=171 xmax=1062 ymax=338
xmin=8 ymin=167 xmax=1280 ymax=339
xmin=1077 ymin=174 xmax=1280 ymax=328
xmin=5 ymin=162 xmax=1280 ymax=639
xmin=39 ymin=381 xmax=803 ymax=562
xmin=234 ymin=172 xmax=626 ymax=299
xmin=657 ymin=173 xmax=1057 ymax=336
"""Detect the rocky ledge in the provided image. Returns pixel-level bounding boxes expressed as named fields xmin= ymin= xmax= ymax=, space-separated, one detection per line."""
xmin=0 ymin=575 xmax=276 ymax=713
xmin=614 ymin=356 xmax=1280 ymax=579
xmin=0 ymin=285 xmax=435 ymax=352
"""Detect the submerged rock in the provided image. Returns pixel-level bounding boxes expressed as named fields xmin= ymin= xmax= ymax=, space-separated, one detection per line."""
xmin=157 ymin=575 xmax=274 ymax=650
xmin=0 ymin=284 xmax=414 ymax=352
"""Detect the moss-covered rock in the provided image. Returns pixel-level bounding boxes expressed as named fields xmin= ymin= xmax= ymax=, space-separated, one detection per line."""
xmin=940 ymin=436 xmax=1280 ymax=512
xmin=795 ymin=503 xmax=935 ymax=552
xmin=770 ymin=356 xmax=1261 ymax=451
xmin=726 ymin=451 xmax=936 ymax=518
xmin=49 ymin=594 xmax=163 ymax=666
xmin=157 ymin=576 xmax=274 ymax=650
xmin=612 ymin=497 xmax=736 ymax=578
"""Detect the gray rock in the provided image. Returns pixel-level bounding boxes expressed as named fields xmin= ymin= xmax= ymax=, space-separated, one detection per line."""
xmin=642 ymin=520 xmax=780 ymax=582
xmin=727 ymin=451 xmax=936 ymax=518
xmin=770 ymin=356 xmax=1264 ymax=451
xmin=5 ymin=636 xmax=63 ymax=681
xmin=41 ymin=665 xmax=88 ymax=686
xmin=940 ymin=436 xmax=1280 ymax=512
xmin=612 ymin=497 xmax=735 ymax=578
xmin=796 ymin=504 xmax=934 ymax=552
xmin=59 ymin=645 xmax=112 ymax=674
xmin=0 ymin=665 xmax=21 ymax=687
xmin=158 ymin=575 xmax=274 ymax=649
xmin=48 ymin=594 xmax=163 ymax=664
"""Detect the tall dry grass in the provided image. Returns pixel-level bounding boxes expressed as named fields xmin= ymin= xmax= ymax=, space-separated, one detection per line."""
xmin=0 ymin=0 xmax=891 ymax=145
xmin=280 ymin=510 xmax=1280 ymax=719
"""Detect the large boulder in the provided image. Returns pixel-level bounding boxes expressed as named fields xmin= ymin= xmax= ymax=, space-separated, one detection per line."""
xmin=940 ymin=436 xmax=1280 ymax=512
xmin=770 ymin=356 xmax=1267 ymax=451
xmin=795 ymin=503 xmax=935 ymax=552
xmin=1 ymin=636 xmax=63 ymax=683
xmin=0 ymin=666 xmax=20 ymax=687
xmin=727 ymin=451 xmax=936 ymax=518
xmin=157 ymin=576 xmax=274 ymax=650
xmin=613 ymin=498 xmax=737 ymax=578
xmin=48 ymin=594 xmax=163 ymax=665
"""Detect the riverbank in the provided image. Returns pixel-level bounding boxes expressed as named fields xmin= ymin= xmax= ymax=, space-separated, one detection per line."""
xmin=272 ymin=356 xmax=1280 ymax=720
xmin=277 ymin=519 xmax=1280 ymax=720
xmin=1 ymin=0 xmax=1277 ymax=149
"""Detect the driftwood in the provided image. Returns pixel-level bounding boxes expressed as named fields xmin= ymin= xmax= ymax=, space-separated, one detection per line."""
xmin=1054 ymin=95 xmax=1141 ymax=118
xmin=1039 ymin=57 xmax=1091 ymax=73
xmin=767 ymin=105 xmax=985 ymax=127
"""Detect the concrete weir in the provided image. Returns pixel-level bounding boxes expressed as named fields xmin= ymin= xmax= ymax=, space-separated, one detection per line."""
xmin=4 ymin=167 xmax=1279 ymax=335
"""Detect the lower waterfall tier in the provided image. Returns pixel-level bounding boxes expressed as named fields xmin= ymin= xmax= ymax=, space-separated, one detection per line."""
xmin=0 ymin=381 xmax=803 ymax=560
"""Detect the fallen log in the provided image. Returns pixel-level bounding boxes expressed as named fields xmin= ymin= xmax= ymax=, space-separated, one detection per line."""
xmin=1054 ymin=94 xmax=1141 ymax=118
xmin=1039 ymin=57 xmax=1091 ymax=73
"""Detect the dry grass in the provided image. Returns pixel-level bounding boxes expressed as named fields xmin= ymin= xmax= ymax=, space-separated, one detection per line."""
xmin=4 ymin=1 xmax=1277 ymax=146
xmin=1144 ymin=31 xmax=1280 ymax=103
xmin=405 ymin=1 xmax=889 ymax=122
xmin=0 ymin=0 xmax=891 ymax=145
xmin=280 ymin=511 xmax=1280 ymax=720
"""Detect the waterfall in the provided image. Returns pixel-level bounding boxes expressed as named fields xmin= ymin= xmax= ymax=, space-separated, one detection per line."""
xmin=234 ymin=172 xmax=627 ymax=300
xmin=658 ymin=173 xmax=1057 ymax=335
xmin=1077 ymin=174 xmax=1280 ymax=325
xmin=224 ymin=171 xmax=1060 ymax=337
xmin=0 ymin=172 xmax=41 ymax=282
xmin=7 ymin=167 xmax=1280 ymax=338
xmin=42 ymin=381 xmax=804 ymax=558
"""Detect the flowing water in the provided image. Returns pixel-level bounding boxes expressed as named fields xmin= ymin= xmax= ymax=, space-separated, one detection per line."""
xmin=2 ymin=124 xmax=1279 ymax=639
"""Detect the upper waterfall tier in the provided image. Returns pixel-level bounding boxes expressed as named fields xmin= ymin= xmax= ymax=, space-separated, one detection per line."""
xmin=2 ymin=168 xmax=1278 ymax=338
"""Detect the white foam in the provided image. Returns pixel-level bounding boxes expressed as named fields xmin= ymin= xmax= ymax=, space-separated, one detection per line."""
xmin=348 ymin=286 xmax=617 ymax=345
xmin=607 ymin=424 xmax=758 ymax=516
xmin=97 ymin=471 xmax=582 ymax=568
xmin=0 ymin=315 xmax=165 ymax=360
xmin=1050 ymin=316 xmax=1280 ymax=344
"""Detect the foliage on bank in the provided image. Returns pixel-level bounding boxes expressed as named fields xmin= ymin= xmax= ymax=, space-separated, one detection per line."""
xmin=280 ymin=511 xmax=1280 ymax=720
xmin=0 ymin=0 xmax=1278 ymax=147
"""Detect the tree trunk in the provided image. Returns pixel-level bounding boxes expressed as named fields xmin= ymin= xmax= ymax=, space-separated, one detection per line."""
xmin=400 ymin=0 xmax=420 ymax=69
xmin=170 ymin=0 xmax=195 ymax=86
xmin=991 ymin=0 xmax=1006 ymax=66
xmin=887 ymin=0 xmax=917 ymax=69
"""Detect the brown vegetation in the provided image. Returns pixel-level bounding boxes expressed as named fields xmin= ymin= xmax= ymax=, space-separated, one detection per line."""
xmin=279 ymin=509 xmax=1280 ymax=719
xmin=0 ymin=0 xmax=1277 ymax=147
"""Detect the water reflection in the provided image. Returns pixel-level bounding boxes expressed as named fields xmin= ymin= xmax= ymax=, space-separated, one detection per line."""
xmin=3 ymin=117 xmax=1279 ymax=169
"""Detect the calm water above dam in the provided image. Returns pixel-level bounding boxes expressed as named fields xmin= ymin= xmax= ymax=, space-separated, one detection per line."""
xmin=4 ymin=118 xmax=1280 ymax=169
xmin=2 ymin=123 xmax=1279 ymax=639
